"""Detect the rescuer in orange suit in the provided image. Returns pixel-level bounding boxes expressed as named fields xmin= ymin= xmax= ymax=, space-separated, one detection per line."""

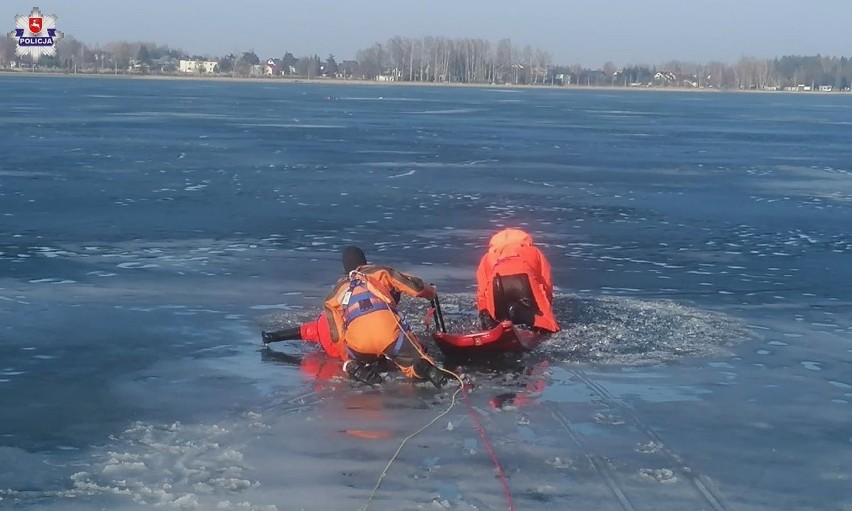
xmin=476 ymin=228 xmax=560 ymax=333
xmin=263 ymin=246 xmax=447 ymax=387
xmin=324 ymin=246 xmax=447 ymax=387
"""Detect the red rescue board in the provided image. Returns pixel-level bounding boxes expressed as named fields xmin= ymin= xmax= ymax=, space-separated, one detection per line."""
xmin=432 ymin=320 xmax=547 ymax=357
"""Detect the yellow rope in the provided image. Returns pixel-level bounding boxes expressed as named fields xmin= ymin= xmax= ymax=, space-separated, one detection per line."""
xmin=347 ymin=270 xmax=464 ymax=511
xmin=362 ymin=367 xmax=465 ymax=511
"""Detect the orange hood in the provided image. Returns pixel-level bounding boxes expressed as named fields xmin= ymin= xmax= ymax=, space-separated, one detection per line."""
xmin=488 ymin=228 xmax=533 ymax=258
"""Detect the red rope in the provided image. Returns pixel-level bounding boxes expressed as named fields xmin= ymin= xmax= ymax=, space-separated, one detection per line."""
xmin=461 ymin=385 xmax=516 ymax=511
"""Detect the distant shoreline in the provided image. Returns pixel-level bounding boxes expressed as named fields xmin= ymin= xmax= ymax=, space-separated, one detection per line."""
xmin=2 ymin=69 xmax=849 ymax=95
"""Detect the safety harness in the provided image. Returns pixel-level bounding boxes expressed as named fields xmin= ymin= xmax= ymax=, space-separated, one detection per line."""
xmin=342 ymin=277 xmax=392 ymax=327
xmin=340 ymin=271 xmax=410 ymax=359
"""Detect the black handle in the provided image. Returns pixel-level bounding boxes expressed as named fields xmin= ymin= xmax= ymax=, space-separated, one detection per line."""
xmin=430 ymin=285 xmax=447 ymax=333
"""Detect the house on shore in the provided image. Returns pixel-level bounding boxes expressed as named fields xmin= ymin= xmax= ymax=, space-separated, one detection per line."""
xmin=179 ymin=59 xmax=218 ymax=74
xmin=266 ymin=58 xmax=282 ymax=76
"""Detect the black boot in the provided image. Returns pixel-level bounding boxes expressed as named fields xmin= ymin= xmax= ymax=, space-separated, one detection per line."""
xmin=343 ymin=360 xmax=383 ymax=385
xmin=413 ymin=359 xmax=448 ymax=388
xmin=261 ymin=326 xmax=303 ymax=344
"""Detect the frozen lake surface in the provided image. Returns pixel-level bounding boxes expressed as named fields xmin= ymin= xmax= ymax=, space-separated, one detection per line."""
xmin=1 ymin=76 xmax=850 ymax=510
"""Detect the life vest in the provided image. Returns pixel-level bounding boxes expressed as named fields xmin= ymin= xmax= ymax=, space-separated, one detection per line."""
xmin=338 ymin=272 xmax=419 ymax=361
xmin=340 ymin=274 xmax=395 ymax=329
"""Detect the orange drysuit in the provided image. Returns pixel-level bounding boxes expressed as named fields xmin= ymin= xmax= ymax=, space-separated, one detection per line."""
xmin=296 ymin=312 xmax=342 ymax=359
xmin=476 ymin=228 xmax=560 ymax=333
xmin=323 ymin=264 xmax=437 ymax=379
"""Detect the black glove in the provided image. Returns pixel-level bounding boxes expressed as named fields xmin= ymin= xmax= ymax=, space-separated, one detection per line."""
xmin=343 ymin=360 xmax=383 ymax=385
xmin=479 ymin=310 xmax=499 ymax=330
xmin=414 ymin=359 xmax=448 ymax=388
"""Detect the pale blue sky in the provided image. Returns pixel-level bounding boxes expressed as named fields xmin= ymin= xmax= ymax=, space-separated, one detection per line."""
xmin=18 ymin=1 xmax=852 ymax=66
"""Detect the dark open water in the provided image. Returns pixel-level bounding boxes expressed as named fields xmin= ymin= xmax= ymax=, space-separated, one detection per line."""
xmin=1 ymin=75 xmax=850 ymax=510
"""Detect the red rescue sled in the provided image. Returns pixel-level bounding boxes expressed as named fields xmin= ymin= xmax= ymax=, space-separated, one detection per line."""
xmin=433 ymin=320 xmax=546 ymax=356
xmin=426 ymin=294 xmax=547 ymax=357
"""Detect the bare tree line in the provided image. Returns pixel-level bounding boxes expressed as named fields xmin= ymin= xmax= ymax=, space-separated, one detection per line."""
xmin=0 ymin=35 xmax=183 ymax=71
xmin=601 ymin=56 xmax=851 ymax=90
xmin=2 ymin=32 xmax=850 ymax=90
xmin=355 ymin=36 xmax=552 ymax=84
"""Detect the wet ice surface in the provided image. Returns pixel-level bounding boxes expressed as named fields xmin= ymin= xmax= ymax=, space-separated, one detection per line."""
xmin=2 ymin=77 xmax=852 ymax=510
